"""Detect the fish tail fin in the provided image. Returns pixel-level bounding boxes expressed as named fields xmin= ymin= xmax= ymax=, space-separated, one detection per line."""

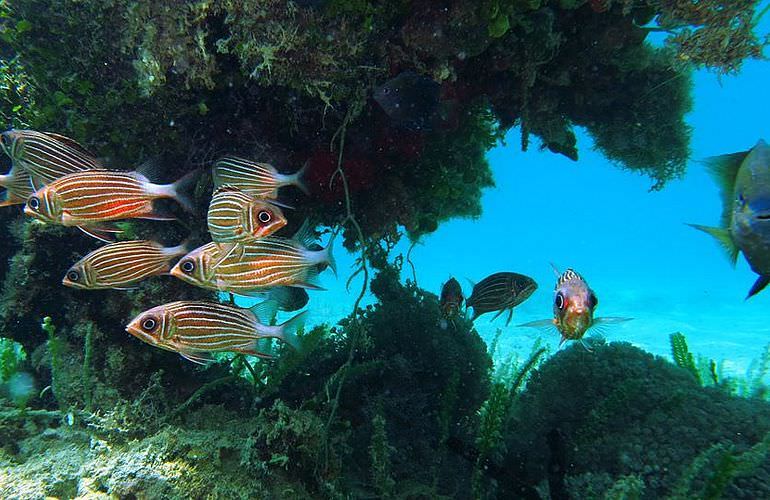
xmin=277 ymin=310 xmax=307 ymax=351
xmin=168 ymin=169 xmax=202 ymax=213
xmin=686 ymin=223 xmax=739 ymax=266
xmin=747 ymin=275 xmax=770 ymax=299
xmin=249 ymin=299 xmax=279 ymax=325
xmin=322 ymin=230 xmax=337 ymax=277
xmin=288 ymin=161 xmax=310 ymax=195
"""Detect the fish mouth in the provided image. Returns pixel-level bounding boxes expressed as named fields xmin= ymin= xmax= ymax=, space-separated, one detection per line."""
xmin=755 ymin=213 xmax=770 ymax=221
xmin=126 ymin=325 xmax=157 ymax=345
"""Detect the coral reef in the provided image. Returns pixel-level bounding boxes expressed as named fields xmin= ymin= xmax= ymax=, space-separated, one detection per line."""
xmin=500 ymin=341 xmax=770 ymax=498
xmin=0 ymin=0 xmax=768 ymax=498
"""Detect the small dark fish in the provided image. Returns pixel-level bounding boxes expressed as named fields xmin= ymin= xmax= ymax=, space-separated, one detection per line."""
xmin=689 ymin=140 xmax=770 ymax=298
xmin=520 ymin=267 xmax=630 ymax=349
xmin=126 ymin=300 xmax=303 ymax=364
xmin=439 ymin=277 xmax=464 ymax=329
xmin=373 ymin=71 xmax=441 ymax=131
xmin=466 ymin=272 xmax=537 ymax=324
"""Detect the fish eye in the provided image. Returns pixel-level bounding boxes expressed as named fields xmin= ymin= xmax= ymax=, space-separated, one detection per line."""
xmin=258 ymin=210 xmax=272 ymax=223
xmin=555 ymin=292 xmax=565 ymax=310
xmin=181 ymin=259 xmax=195 ymax=273
xmin=66 ymin=270 xmax=80 ymax=282
xmin=141 ymin=317 xmax=158 ymax=332
xmin=738 ymin=193 xmax=746 ymax=206
xmin=28 ymin=196 xmax=40 ymax=210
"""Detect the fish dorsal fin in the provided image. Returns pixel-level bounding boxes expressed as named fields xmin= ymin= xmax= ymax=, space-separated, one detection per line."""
xmin=43 ymin=132 xmax=100 ymax=159
xmin=292 ymin=219 xmax=316 ymax=249
xmin=687 ymin=224 xmax=739 ymax=266
xmin=549 ymin=263 xmax=561 ymax=278
xmin=703 ymin=151 xmax=748 ymax=227
xmin=250 ymin=299 xmax=279 ymax=324
xmin=134 ymin=158 xmax=164 ymax=183
xmin=213 ymin=184 xmax=243 ymax=196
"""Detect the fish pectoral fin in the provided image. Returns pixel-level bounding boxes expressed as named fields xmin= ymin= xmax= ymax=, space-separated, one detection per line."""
xmin=211 ymin=243 xmax=243 ymax=270
xmin=592 ymin=317 xmax=632 ymax=325
xmin=518 ymin=319 xmax=554 ymax=328
xmin=77 ymin=225 xmax=119 ymax=243
xmin=178 ymin=349 xmax=214 ymax=365
xmin=746 ymin=275 xmax=770 ymax=299
xmin=687 ymin=224 xmax=740 ymax=266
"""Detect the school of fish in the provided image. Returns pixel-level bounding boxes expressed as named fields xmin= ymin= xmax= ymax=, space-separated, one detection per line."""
xmin=0 ymin=129 xmax=332 ymax=364
xmin=2 ymin=127 xmax=767 ymax=355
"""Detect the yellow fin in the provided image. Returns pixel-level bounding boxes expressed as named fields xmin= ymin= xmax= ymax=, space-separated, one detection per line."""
xmin=703 ymin=151 xmax=747 ymax=227
xmin=687 ymin=224 xmax=739 ymax=266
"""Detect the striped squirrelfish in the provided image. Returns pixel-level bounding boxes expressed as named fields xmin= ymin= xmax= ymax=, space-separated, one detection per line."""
xmin=465 ymin=272 xmax=537 ymax=325
xmin=171 ymin=222 xmax=336 ymax=292
xmin=62 ymin=240 xmax=189 ymax=290
xmin=207 ymin=185 xmax=288 ymax=243
xmin=519 ymin=267 xmax=631 ymax=349
xmin=0 ymin=129 xmax=102 ymax=188
xmin=0 ymin=166 xmax=34 ymax=207
xmin=126 ymin=300 xmax=304 ymax=364
xmin=166 ymin=241 xmax=311 ymax=311
xmin=212 ymin=155 xmax=308 ymax=199
xmin=24 ymin=168 xmax=198 ymax=242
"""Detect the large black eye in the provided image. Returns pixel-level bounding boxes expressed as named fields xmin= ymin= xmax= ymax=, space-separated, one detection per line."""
xmin=258 ymin=210 xmax=272 ymax=223
xmin=555 ymin=292 xmax=565 ymax=310
xmin=181 ymin=259 xmax=195 ymax=273
xmin=142 ymin=317 xmax=158 ymax=331
xmin=28 ymin=196 xmax=40 ymax=210
xmin=66 ymin=270 xmax=80 ymax=282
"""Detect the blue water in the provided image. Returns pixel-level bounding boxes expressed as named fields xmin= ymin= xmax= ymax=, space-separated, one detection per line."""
xmin=235 ymin=32 xmax=770 ymax=375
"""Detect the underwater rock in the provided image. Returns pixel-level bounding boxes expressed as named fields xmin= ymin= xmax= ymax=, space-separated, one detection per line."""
xmin=501 ymin=341 xmax=770 ymax=498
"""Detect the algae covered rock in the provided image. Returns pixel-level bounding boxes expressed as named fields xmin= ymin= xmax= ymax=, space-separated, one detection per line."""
xmin=502 ymin=341 xmax=770 ymax=498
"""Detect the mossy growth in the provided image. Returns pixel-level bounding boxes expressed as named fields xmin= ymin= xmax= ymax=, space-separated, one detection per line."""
xmin=501 ymin=341 xmax=770 ymax=498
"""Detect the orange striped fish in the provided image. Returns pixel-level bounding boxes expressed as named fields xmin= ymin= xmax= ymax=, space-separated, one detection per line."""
xmin=212 ymin=156 xmax=307 ymax=198
xmin=167 ymin=241 xmax=311 ymax=311
xmin=171 ymin=222 xmax=336 ymax=292
xmin=125 ymin=300 xmax=304 ymax=364
xmin=24 ymin=169 xmax=198 ymax=242
xmin=0 ymin=166 xmax=34 ymax=207
xmin=207 ymin=185 xmax=287 ymax=243
xmin=62 ymin=240 xmax=189 ymax=290
xmin=1 ymin=129 xmax=102 ymax=188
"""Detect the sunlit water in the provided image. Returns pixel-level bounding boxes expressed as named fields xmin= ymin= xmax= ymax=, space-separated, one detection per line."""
xmin=232 ymin=46 xmax=770 ymax=376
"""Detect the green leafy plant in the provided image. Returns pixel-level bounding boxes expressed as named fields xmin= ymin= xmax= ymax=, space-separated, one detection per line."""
xmin=670 ymin=332 xmax=701 ymax=384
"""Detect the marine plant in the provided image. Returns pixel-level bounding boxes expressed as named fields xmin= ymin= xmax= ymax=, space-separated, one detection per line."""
xmin=471 ymin=336 xmax=548 ymax=498
xmin=670 ymin=331 xmax=701 ymax=383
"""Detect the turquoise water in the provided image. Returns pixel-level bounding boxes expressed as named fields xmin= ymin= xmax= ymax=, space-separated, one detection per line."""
xmin=285 ymin=52 xmax=770 ymax=374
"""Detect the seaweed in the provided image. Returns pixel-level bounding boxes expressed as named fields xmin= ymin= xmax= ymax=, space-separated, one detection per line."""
xmin=670 ymin=331 xmax=701 ymax=384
